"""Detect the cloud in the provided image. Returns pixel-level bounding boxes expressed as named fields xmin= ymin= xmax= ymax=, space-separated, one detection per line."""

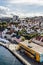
xmin=0 ymin=6 xmax=23 ymax=17
xmin=7 ymin=0 xmax=43 ymax=5
xmin=17 ymin=12 xmax=43 ymax=17
xmin=9 ymin=10 xmax=43 ymax=17
xmin=0 ymin=6 xmax=43 ymax=18
xmin=0 ymin=6 xmax=10 ymax=14
xmin=0 ymin=6 xmax=13 ymax=17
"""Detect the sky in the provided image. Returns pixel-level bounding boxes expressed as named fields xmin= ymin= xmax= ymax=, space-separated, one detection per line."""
xmin=0 ymin=0 xmax=43 ymax=17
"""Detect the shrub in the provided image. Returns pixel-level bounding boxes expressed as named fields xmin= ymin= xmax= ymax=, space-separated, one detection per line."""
xmin=21 ymin=36 xmax=25 ymax=41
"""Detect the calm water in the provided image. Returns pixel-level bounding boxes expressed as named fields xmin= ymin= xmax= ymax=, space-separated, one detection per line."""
xmin=0 ymin=46 xmax=23 ymax=65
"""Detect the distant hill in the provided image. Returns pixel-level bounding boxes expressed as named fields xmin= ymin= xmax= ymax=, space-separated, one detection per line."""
xmin=0 ymin=17 xmax=12 ymax=22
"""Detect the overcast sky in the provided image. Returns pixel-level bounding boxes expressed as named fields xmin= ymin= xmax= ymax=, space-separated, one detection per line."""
xmin=0 ymin=0 xmax=43 ymax=17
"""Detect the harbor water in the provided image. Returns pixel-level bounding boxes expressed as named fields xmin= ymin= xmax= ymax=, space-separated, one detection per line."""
xmin=0 ymin=46 xmax=23 ymax=65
